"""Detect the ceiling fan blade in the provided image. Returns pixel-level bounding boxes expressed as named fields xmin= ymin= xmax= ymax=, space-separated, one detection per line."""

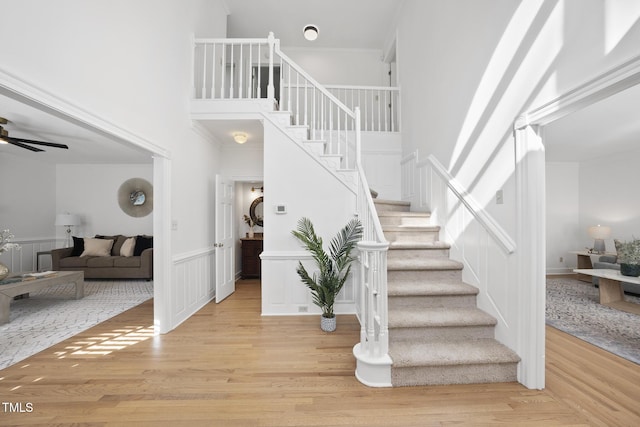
xmin=7 ymin=140 xmax=45 ymax=152
xmin=8 ymin=137 xmax=69 ymax=149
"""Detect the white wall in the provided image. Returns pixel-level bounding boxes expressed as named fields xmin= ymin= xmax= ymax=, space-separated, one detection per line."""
xmin=261 ymin=120 xmax=357 ymax=316
xmin=56 ymin=164 xmax=153 ymax=238
xmin=0 ymin=0 xmax=229 ymax=331
xmin=361 ymin=132 xmax=402 ymax=200
xmin=546 ymin=162 xmax=581 ymax=274
xmin=579 ymin=149 xmax=640 ymax=252
xmin=283 ymin=47 xmax=388 ymax=86
xmin=396 ymin=0 xmax=640 ymax=237
xmin=0 ymin=154 xmax=56 ymax=239
xmin=0 ymin=154 xmax=57 ymax=271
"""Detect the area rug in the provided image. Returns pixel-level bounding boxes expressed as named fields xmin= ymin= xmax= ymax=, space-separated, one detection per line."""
xmin=546 ymin=277 xmax=640 ymax=364
xmin=0 ymin=280 xmax=153 ymax=370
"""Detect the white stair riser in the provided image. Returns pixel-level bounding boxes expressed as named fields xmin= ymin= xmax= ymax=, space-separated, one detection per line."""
xmin=391 ymin=363 xmax=518 ymax=387
xmin=388 ymin=269 xmax=463 ymax=285
xmin=389 ymin=325 xmax=495 ymax=342
xmin=320 ymin=155 xmax=341 ymax=170
xmin=379 ymin=216 xmax=432 ymax=226
xmin=387 ymin=248 xmax=450 ymax=260
xmin=384 ymin=230 xmax=439 ymax=243
xmin=388 ymin=294 xmax=476 ymax=310
xmin=304 ymin=141 xmax=325 ymax=156
xmin=272 ymin=112 xmax=293 ymax=126
xmin=287 ymin=126 xmax=309 ymax=141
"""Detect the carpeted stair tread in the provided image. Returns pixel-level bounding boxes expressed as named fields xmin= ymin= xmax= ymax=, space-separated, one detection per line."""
xmin=388 ymin=241 xmax=451 ymax=250
xmin=382 ymin=225 xmax=440 ymax=232
xmin=389 ymin=307 xmax=497 ymax=328
xmin=378 ymin=211 xmax=431 ymax=218
xmin=388 ymin=281 xmax=478 ymax=297
xmin=374 ymin=199 xmax=411 ymax=207
xmin=389 ymin=339 xmax=520 ymax=367
xmin=388 ymin=257 xmax=463 ymax=271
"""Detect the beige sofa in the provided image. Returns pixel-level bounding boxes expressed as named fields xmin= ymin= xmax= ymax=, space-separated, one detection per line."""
xmin=51 ymin=235 xmax=153 ymax=280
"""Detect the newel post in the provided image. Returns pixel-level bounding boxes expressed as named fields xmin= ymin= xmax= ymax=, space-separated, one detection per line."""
xmin=267 ymin=32 xmax=275 ymax=100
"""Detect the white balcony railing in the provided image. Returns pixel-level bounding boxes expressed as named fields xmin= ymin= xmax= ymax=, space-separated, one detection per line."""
xmin=193 ymin=33 xmax=391 ymax=385
xmin=326 ymin=85 xmax=400 ymax=132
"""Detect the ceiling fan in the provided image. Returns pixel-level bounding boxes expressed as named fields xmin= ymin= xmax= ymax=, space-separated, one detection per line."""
xmin=0 ymin=117 xmax=69 ymax=152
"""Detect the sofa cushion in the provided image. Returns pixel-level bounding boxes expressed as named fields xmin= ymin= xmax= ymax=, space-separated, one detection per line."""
xmin=71 ymin=236 xmax=85 ymax=256
xmin=81 ymin=238 xmax=114 ymax=257
xmin=112 ymin=235 xmax=129 ymax=256
xmin=59 ymin=256 xmax=89 ymax=268
xmin=134 ymin=235 xmax=153 ymax=256
xmin=120 ymin=237 xmax=136 ymax=257
xmin=113 ymin=256 xmax=142 ymax=268
xmin=86 ymin=256 xmax=116 ymax=268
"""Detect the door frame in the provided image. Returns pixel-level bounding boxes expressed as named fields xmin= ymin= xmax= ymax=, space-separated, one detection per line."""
xmin=513 ymin=54 xmax=640 ymax=389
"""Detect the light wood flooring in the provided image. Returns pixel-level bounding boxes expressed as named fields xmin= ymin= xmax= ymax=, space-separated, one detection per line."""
xmin=0 ymin=280 xmax=638 ymax=426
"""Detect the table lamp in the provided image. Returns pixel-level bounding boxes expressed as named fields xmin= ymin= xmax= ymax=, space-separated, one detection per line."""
xmin=55 ymin=213 xmax=80 ymax=248
xmin=588 ymin=224 xmax=611 ymax=254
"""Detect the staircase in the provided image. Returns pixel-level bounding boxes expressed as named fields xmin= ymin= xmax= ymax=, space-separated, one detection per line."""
xmin=375 ymin=198 xmax=520 ymax=386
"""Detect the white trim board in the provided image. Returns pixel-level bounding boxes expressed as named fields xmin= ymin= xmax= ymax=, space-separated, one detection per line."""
xmin=513 ymin=54 xmax=640 ymax=390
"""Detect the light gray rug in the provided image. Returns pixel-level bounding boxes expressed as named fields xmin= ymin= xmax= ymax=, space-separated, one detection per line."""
xmin=0 ymin=280 xmax=153 ymax=370
xmin=546 ymin=277 xmax=640 ymax=364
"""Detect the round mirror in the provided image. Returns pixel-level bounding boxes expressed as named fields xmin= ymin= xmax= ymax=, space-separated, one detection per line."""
xmin=250 ymin=196 xmax=264 ymax=227
xmin=130 ymin=190 xmax=146 ymax=206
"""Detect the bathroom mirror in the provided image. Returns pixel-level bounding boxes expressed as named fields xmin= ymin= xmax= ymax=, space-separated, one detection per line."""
xmin=250 ymin=196 xmax=264 ymax=227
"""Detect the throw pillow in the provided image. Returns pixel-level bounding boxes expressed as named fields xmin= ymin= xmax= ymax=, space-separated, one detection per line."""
xmin=71 ymin=236 xmax=85 ymax=256
xmin=81 ymin=238 xmax=114 ymax=257
xmin=133 ymin=235 xmax=153 ymax=256
xmin=120 ymin=237 xmax=136 ymax=257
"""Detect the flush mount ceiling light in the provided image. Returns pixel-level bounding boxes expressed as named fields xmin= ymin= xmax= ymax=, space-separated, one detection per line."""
xmin=233 ymin=132 xmax=248 ymax=144
xmin=303 ymin=25 xmax=319 ymax=41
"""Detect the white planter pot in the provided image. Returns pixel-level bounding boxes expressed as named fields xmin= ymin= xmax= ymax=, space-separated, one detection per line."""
xmin=320 ymin=315 xmax=336 ymax=332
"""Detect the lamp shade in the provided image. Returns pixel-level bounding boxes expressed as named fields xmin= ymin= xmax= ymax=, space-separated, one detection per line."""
xmin=55 ymin=213 xmax=80 ymax=227
xmin=588 ymin=225 xmax=611 ymax=239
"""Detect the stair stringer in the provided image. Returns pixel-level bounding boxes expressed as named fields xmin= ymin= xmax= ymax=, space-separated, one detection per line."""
xmin=262 ymin=110 xmax=358 ymax=195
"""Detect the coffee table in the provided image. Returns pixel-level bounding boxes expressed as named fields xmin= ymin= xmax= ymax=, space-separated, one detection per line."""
xmin=573 ymin=268 xmax=640 ymax=315
xmin=0 ymin=271 xmax=84 ymax=324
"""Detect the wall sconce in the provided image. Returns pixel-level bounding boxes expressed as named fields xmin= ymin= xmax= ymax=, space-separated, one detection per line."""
xmin=588 ymin=224 xmax=611 ymax=254
xmin=251 ymin=186 xmax=264 ymax=193
xmin=233 ymin=132 xmax=248 ymax=144
xmin=303 ymin=25 xmax=319 ymax=41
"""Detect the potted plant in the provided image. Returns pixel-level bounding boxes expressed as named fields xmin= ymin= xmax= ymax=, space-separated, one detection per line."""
xmin=614 ymin=238 xmax=640 ymax=277
xmin=291 ymin=217 xmax=363 ymax=332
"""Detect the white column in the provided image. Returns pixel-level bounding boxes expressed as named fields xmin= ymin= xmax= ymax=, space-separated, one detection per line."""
xmin=514 ymin=117 xmax=546 ymax=390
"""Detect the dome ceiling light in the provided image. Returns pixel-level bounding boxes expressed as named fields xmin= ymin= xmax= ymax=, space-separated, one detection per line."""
xmin=303 ymin=25 xmax=319 ymax=41
xmin=233 ymin=132 xmax=248 ymax=144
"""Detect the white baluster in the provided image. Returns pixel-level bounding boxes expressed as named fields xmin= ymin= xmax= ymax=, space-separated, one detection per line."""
xmin=238 ymin=44 xmax=243 ymax=99
xmin=201 ymin=43 xmax=207 ymax=99
xmin=267 ymin=32 xmax=275 ymax=100
xmin=211 ymin=44 xmax=217 ymax=99
xmin=229 ymin=43 xmax=234 ymax=98
xmin=220 ymin=43 xmax=226 ymax=99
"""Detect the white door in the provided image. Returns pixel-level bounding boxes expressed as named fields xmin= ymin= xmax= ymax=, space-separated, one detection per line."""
xmin=215 ymin=175 xmax=235 ymax=303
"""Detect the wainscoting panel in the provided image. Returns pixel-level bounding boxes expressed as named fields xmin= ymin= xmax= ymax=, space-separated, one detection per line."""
xmin=171 ymin=247 xmax=215 ymax=328
xmin=413 ymin=155 xmax=518 ymax=351
xmin=0 ymin=238 xmax=58 ymax=273
xmin=261 ymin=252 xmax=356 ymax=316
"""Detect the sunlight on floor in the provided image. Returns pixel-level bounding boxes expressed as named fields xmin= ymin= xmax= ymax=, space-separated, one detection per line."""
xmin=53 ymin=325 xmax=154 ymax=358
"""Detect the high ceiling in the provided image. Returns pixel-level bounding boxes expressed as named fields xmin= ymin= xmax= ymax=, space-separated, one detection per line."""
xmin=1 ymin=1 xmax=638 ymax=165
xmin=225 ymin=0 xmax=401 ymax=49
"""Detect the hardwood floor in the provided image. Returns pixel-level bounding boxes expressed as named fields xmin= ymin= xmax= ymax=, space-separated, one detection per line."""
xmin=1 ymin=280 xmax=638 ymax=426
